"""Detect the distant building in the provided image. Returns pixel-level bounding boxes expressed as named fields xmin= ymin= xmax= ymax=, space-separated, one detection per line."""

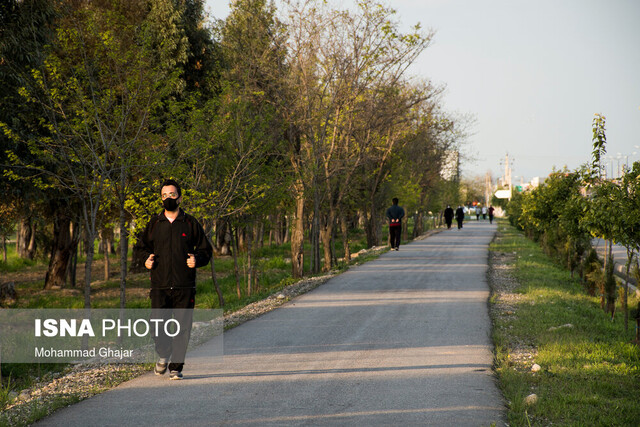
xmin=531 ymin=176 xmax=541 ymax=188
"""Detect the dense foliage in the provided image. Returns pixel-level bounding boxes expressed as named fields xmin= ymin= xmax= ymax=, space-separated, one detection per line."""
xmin=0 ymin=0 xmax=465 ymax=306
xmin=506 ymin=114 xmax=640 ymax=330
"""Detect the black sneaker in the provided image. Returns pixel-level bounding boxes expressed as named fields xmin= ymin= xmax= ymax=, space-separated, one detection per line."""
xmin=154 ymin=361 xmax=168 ymax=376
xmin=169 ymin=370 xmax=183 ymax=380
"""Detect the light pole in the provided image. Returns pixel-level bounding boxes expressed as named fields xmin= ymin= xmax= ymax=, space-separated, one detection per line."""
xmin=606 ymin=155 xmax=615 ymax=179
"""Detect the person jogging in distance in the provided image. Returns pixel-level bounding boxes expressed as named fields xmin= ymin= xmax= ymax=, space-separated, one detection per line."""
xmin=135 ymin=179 xmax=212 ymax=380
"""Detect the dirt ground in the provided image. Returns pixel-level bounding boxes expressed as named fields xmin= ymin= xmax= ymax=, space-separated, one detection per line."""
xmin=2 ymin=256 xmax=154 ymax=304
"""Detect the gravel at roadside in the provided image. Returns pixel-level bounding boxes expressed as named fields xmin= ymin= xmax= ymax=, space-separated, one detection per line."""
xmin=487 ymin=249 xmax=538 ymax=371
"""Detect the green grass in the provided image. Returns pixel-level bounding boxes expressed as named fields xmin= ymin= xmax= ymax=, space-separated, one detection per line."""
xmin=490 ymin=219 xmax=640 ymax=426
xmin=0 ymin=244 xmax=38 ymax=273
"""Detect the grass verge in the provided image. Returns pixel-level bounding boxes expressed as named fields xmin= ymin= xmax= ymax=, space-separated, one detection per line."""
xmin=489 ymin=219 xmax=640 ymax=426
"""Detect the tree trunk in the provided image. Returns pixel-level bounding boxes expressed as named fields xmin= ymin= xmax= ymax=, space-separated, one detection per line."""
xmin=311 ymin=187 xmax=321 ymax=274
xmin=271 ymin=214 xmax=281 ymax=246
xmin=340 ymin=214 xmax=350 ymax=262
xmin=84 ymin=233 xmax=96 ymax=309
xmin=412 ymin=212 xmax=421 ymax=238
xmin=17 ymin=216 xmax=36 ymax=259
xmin=44 ymin=210 xmax=72 ymax=289
xmin=283 ymin=215 xmax=290 ymax=244
xmin=214 ymin=219 xmax=231 ymax=256
xmin=310 ymin=214 xmax=319 ymax=274
xmin=2 ymin=236 xmax=6 ymax=263
xmin=357 ymin=210 xmax=366 ymax=229
xmin=624 ymin=250 xmax=632 ymax=331
xmin=118 ymin=207 xmax=128 ymax=310
xmin=246 ymin=225 xmax=253 ymax=297
xmin=237 ymin=226 xmax=246 ymax=252
xmin=210 ymin=250 xmax=224 ymax=308
xmin=291 ymin=188 xmax=305 ymax=279
xmin=364 ymin=200 xmax=379 ymax=248
xmin=320 ymin=226 xmax=332 ymax=272
xmin=604 ymin=241 xmax=616 ymax=319
xmin=255 ymin=221 xmax=264 ymax=250
xmin=231 ymin=224 xmax=241 ymax=299
xmin=66 ymin=220 xmax=80 ymax=288
xmin=103 ymin=234 xmax=110 ymax=281
xmin=16 ymin=219 xmax=23 ymax=256
xmin=320 ymin=212 xmax=335 ymax=272
xmin=401 ymin=215 xmax=408 ymax=242
xmin=27 ymin=221 xmax=36 ymax=259
xmin=253 ymin=227 xmax=262 ymax=290
xmin=17 ymin=217 xmax=29 ymax=258
xmin=331 ymin=225 xmax=338 ymax=267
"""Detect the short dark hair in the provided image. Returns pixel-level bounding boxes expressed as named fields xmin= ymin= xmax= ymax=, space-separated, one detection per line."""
xmin=392 ymin=197 xmax=399 ymax=205
xmin=161 ymin=179 xmax=181 ymax=197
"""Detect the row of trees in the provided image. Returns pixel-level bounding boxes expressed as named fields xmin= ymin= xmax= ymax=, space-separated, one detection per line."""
xmin=507 ymin=114 xmax=640 ymax=331
xmin=0 ymin=1 xmax=466 ymax=307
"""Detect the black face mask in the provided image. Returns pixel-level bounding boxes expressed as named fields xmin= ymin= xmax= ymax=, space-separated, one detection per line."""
xmin=163 ymin=197 xmax=179 ymax=212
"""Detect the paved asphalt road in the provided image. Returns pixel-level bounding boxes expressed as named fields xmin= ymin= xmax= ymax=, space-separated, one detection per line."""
xmin=38 ymin=220 xmax=504 ymax=426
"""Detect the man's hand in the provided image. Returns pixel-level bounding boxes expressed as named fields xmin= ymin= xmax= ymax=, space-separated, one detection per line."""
xmin=145 ymin=254 xmax=155 ymax=270
xmin=187 ymin=253 xmax=196 ymax=268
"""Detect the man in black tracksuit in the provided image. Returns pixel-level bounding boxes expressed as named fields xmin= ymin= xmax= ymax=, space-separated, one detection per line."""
xmin=135 ymin=179 xmax=212 ymax=380
xmin=455 ymin=205 xmax=465 ymax=229
xmin=386 ymin=197 xmax=405 ymax=250
xmin=444 ymin=205 xmax=454 ymax=229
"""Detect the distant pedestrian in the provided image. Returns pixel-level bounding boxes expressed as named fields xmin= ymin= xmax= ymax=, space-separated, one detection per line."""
xmin=386 ymin=197 xmax=405 ymax=250
xmin=444 ymin=205 xmax=454 ymax=229
xmin=455 ymin=206 xmax=465 ymax=229
xmin=482 ymin=206 xmax=487 ymax=220
xmin=488 ymin=206 xmax=495 ymax=224
xmin=475 ymin=205 xmax=481 ymax=221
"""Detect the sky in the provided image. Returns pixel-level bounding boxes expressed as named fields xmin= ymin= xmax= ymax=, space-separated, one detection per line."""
xmin=204 ymin=0 xmax=640 ymax=183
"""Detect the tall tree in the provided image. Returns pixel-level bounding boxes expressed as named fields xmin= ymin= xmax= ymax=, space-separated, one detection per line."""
xmin=0 ymin=0 xmax=58 ymax=265
xmin=7 ymin=0 xmax=187 ymax=306
xmin=282 ymin=0 xmax=435 ymax=270
xmin=177 ymin=0 xmax=220 ymax=97
xmin=615 ymin=162 xmax=640 ymax=331
xmin=582 ymin=114 xmax=620 ymax=318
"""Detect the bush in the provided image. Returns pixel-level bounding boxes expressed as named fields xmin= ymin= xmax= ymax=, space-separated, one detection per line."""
xmin=506 ymin=171 xmax=591 ymax=277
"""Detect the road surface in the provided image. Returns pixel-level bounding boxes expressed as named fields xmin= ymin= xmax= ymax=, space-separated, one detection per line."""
xmin=38 ymin=220 xmax=504 ymax=426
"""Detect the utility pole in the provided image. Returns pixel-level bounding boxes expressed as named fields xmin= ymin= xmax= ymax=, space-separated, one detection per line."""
xmin=484 ymin=172 xmax=491 ymax=205
xmin=504 ymin=153 xmax=513 ymax=201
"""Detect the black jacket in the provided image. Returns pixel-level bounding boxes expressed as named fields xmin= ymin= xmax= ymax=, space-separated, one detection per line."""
xmin=386 ymin=205 xmax=405 ymax=221
xmin=135 ymin=209 xmax=212 ymax=289
xmin=444 ymin=207 xmax=454 ymax=220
